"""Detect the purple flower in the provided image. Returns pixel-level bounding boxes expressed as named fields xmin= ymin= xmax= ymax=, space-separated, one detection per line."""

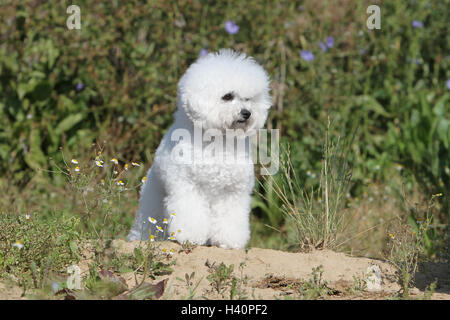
xmin=326 ymin=36 xmax=334 ymax=48
xmin=359 ymin=48 xmax=366 ymax=55
xmin=224 ymin=21 xmax=239 ymax=35
xmin=300 ymin=50 xmax=314 ymax=62
xmin=198 ymin=48 xmax=209 ymax=57
xmin=446 ymin=79 xmax=450 ymax=90
xmin=318 ymin=42 xmax=327 ymax=52
xmin=76 ymin=83 xmax=85 ymax=92
xmin=412 ymin=20 xmax=423 ymax=28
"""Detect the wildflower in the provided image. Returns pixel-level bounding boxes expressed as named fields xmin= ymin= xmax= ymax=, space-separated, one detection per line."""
xmin=25 ymin=214 xmax=31 ymax=220
xmin=148 ymin=217 xmax=157 ymax=224
xmin=177 ymin=229 xmax=182 ymax=233
xmin=446 ymin=79 xmax=450 ymax=90
xmin=318 ymin=42 xmax=327 ymax=52
xmin=416 ymin=218 xmax=425 ymax=224
xmin=360 ymin=48 xmax=366 ymax=55
xmin=12 ymin=241 xmax=24 ymax=249
xmin=141 ymin=176 xmax=147 ymax=183
xmin=171 ymin=212 xmax=176 ymax=217
xmin=199 ymin=48 xmax=209 ymax=57
xmin=124 ymin=164 xmax=130 ymax=171
xmin=170 ymin=232 xmax=175 ymax=236
xmin=110 ymin=158 xmax=119 ymax=165
xmin=163 ymin=218 xmax=168 ymax=224
xmin=75 ymin=83 xmax=85 ymax=92
xmin=74 ymin=166 xmax=80 ymax=172
xmin=374 ymin=165 xmax=380 ymax=171
xmin=168 ymin=236 xmax=175 ymax=241
xmin=395 ymin=164 xmax=403 ymax=171
xmin=156 ymin=225 xmax=163 ymax=232
xmin=149 ymin=235 xmax=155 ymax=242
xmin=412 ymin=20 xmax=423 ymax=28
xmin=117 ymin=180 xmax=124 ymax=186
xmin=224 ymin=20 xmax=239 ymax=34
xmin=326 ymin=36 xmax=334 ymax=48
xmin=168 ymin=249 xmax=175 ymax=256
xmin=100 ymin=179 xmax=105 ymax=185
xmin=95 ymin=160 xmax=104 ymax=167
xmin=131 ymin=162 xmax=141 ymax=167
xmin=162 ymin=248 xmax=167 ymax=254
xmin=300 ymin=50 xmax=314 ymax=61
xmin=71 ymin=159 xmax=79 ymax=164
xmin=388 ymin=233 xmax=395 ymax=239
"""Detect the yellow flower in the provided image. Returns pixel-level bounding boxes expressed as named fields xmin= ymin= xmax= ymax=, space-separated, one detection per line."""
xmin=388 ymin=233 xmax=395 ymax=239
xmin=74 ymin=166 xmax=80 ymax=172
xmin=71 ymin=159 xmax=79 ymax=164
xmin=110 ymin=158 xmax=119 ymax=165
xmin=124 ymin=163 xmax=130 ymax=170
xmin=162 ymin=248 xmax=167 ymax=253
xmin=177 ymin=229 xmax=181 ymax=233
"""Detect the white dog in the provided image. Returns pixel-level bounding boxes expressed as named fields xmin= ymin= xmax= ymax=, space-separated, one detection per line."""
xmin=127 ymin=49 xmax=271 ymax=249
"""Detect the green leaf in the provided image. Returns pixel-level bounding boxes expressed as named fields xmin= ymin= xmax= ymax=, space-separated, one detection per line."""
xmin=24 ymin=128 xmax=46 ymax=170
xmin=55 ymin=113 xmax=84 ymax=135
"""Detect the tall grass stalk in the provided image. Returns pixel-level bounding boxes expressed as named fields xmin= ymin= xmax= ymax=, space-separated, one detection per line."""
xmin=261 ymin=119 xmax=354 ymax=250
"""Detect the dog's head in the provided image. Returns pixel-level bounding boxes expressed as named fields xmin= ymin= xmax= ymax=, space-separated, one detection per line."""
xmin=177 ymin=49 xmax=271 ymax=134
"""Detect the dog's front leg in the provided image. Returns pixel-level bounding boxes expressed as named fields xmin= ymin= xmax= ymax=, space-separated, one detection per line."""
xmin=208 ymin=193 xmax=251 ymax=249
xmin=164 ymin=184 xmax=211 ymax=246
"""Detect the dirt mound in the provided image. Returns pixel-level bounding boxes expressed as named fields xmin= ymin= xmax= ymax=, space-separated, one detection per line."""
xmin=108 ymin=240 xmax=449 ymax=300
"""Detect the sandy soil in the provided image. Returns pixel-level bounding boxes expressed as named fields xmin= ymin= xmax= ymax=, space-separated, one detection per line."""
xmin=109 ymin=240 xmax=449 ymax=300
xmin=1 ymin=240 xmax=448 ymax=300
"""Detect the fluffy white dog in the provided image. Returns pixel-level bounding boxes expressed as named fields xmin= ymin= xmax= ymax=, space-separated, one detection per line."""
xmin=127 ymin=49 xmax=271 ymax=249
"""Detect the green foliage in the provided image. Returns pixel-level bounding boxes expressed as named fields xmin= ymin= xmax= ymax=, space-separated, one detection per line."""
xmin=0 ymin=213 xmax=80 ymax=289
xmin=297 ymin=265 xmax=335 ymax=300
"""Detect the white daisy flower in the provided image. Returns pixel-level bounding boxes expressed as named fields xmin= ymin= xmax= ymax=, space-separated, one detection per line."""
xmin=131 ymin=162 xmax=141 ymax=167
xmin=110 ymin=158 xmax=119 ymax=165
xmin=117 ymin=180 xmax=125 ymax=186
xmin=71 ymin=159 xmax=79 ymax=164
xmin=74 ymin=166 xmax=80 ymax=172
xmin=156 ymin=225 xmax=163 ymax=232
xmin=148 ymin=217 xmax=157 ymax=224
xmin=95 ymin=160 xmax=104 ymax=167
xmin=12 ymin=241 xmax=24 ymax=249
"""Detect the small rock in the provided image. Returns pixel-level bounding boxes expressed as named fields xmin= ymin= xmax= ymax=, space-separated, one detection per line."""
xmin=366 ymin=265 xmax=382 ymax=291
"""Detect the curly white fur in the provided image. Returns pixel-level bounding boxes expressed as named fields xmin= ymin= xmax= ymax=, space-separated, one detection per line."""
xmin=127 ymin=49 xmax=271 ymax=249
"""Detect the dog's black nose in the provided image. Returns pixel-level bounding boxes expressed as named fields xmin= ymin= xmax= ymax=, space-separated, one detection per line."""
xmin=240 ymin=109 xmax=251 ymax=120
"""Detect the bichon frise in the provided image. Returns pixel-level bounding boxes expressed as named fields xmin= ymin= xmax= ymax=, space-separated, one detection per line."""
xmin=127 ymin=49 xmax=271 ymax=249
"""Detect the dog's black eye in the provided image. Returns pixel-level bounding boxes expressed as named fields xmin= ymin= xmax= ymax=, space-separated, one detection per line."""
xmin=221 ymin=93 xmax=234 ymax=101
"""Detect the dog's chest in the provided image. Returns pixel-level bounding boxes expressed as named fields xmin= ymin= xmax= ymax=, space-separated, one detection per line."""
xmin=188 ymin=161 xmax=253 ymax=193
